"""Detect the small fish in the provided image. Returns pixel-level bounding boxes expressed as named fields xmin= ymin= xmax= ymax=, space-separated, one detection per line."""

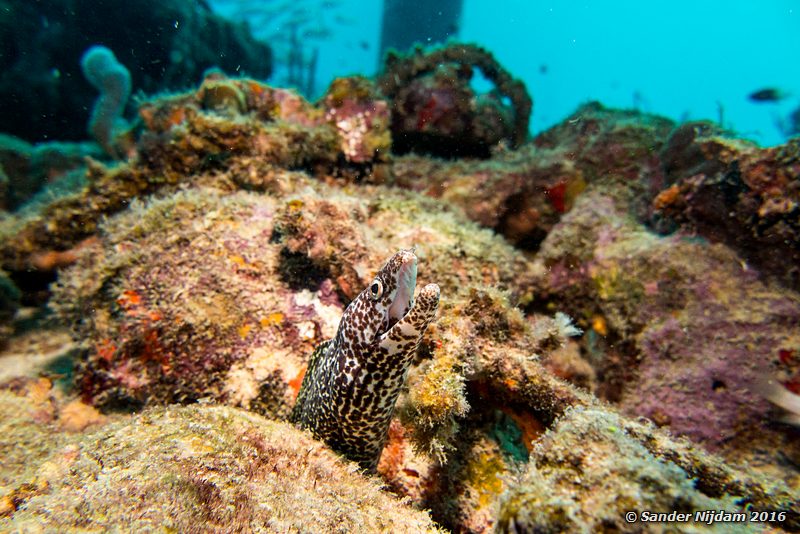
xmin=754 ymin=376 xmax=800 ymax=426
xmin=748 ymin=88 xmax=789 ymax=103
xmin=302 ymin=27 xmax=333 ymax=40
xmin=290 ymin=249 xmax=440 ymax=471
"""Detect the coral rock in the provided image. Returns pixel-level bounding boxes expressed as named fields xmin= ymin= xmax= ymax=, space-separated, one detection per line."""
xmin=0 ymin=403 xmax=444 ymax=532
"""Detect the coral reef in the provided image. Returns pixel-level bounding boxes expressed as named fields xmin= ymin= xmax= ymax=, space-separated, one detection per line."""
xmin=47 ymin=174 xmax=798 ymax=529
xmin=378 ymin=43 xmax=532 ymax=157
xmin=48 ymin=175 xmax=533 ymax=415
xmin=530 ymin=184 xmax=800 ymax=467
xmin=0 ymin=388 xmax=443 ymax=532
xmin=498 ymin=407 xmax=764 ymax=532
xmin=388 ymin=102 xmax=675 ymax=249
xmin=322 ymin=76 xmax=392 ymax=164
xmin=0 ymin=74 xmax=391 ymax=286
xmin=655 ymin=123 xmax=800 ymax=290
xmin=0 ymin=68 xmax=799 ymax=532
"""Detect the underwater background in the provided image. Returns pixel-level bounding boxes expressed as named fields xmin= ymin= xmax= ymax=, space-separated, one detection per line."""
xmin=0 ymin=0 xmax=799 ymax=532
xmin=209 ymin=0 xmax=800 ymax=146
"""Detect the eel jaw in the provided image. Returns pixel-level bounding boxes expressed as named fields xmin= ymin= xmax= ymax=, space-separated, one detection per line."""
xmin=387 ymin=253 xmax=417 ymax=328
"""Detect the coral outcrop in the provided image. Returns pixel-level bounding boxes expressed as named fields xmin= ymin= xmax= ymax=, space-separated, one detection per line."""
xmin=388 ymin=102 xmax=675 ymax=249
xmin=49 ymin=176 xmax=533 ymax=414
xmin=0 ymin=386 xmax=443 ymax=532
xmin=0 ymin=74 xmax=391 ymax=285
xmin=378 ymin=43 xmax=532 ymax=157
xmin=655 ymin=123 xmax=800 ymax=290
xmin=322 ymin=76 xmax=392 ymax=164
xmin=531 ymin=184 xmax=800 ymax=473
xmin=498 ymin=407 xmax=771 ymax=532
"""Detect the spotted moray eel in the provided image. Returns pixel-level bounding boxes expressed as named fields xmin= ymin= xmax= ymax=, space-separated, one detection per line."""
xmin=290 ymin=249 xmax=440 ymax=472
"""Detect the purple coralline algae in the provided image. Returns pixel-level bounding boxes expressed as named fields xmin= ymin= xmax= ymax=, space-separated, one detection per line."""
xmin=532 ymin=186 xmax=800 ymax=458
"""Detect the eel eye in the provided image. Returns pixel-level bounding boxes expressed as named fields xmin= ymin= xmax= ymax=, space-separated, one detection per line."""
xmin=370 ymin=280 xmax=383 ymax=300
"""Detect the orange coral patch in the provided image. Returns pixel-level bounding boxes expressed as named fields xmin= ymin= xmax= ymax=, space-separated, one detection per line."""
xmin=653 ymin=184 xmax=682 ymax=211
xmin=166 ymin=107 xmax=187 ymax=127
xmin=139 ymin=106 xmax=154 ymax=128
xmin=59 ymin=400 xmax=106 ymax=432
xmin=230 ymin=255 xmax=247 ymax=266
xmin=502 ymin=407 xmax=546 ymax=452
xmin=96 ymin=339 xmax=117 ymax=362
xmin=238 ymin=324 xmax=252 ymax=339
xmin=592 ymin=315 xmax=608 ymax=336
xmin=260 ymin=313 xmax=285 ymax=328
xmin=116 ymin=289 xmax=142 ymax=309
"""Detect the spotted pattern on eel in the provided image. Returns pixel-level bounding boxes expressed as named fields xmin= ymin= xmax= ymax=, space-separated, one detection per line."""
xmin=290 ymin=249 xmax=440 ymax=472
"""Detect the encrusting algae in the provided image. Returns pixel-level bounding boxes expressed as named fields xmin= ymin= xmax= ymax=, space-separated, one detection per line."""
xmin=0 ymin=386 xmax=444 ymax=532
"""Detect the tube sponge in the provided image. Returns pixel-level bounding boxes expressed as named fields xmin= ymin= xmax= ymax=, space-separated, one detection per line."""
xmin=80 ymin=46 xmax=131 ymax=158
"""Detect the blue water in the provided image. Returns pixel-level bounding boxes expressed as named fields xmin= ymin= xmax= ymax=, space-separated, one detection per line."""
xmin=460 ymin=1 xmax=800 ymax=146
xmin=212 ymin=0 xmax=800 ymax=146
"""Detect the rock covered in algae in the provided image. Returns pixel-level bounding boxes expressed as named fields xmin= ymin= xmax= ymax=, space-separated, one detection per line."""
xmin=321 ymin=76 xmax=392 ymax=163
xmin=0 ymin=391 xmax=443 ymax=532
xmin=50 ymin=170 xmax=534 ymax=415
xmin=0 ymin=73 xmax=389 ymax=279
xmin=655 ymin=123 xmax=800 ymax=290
xmin=531 ymin=184 xmax=800 ymax=466
xmin=40 ymin=142 xmax=800 ymax=533
xmin=378 ymin=43 xmax=532 ymax=157
xmin=497 ymin=407 xmax=759 ymax=533
xmin=377 ymin=276 xmax=798 ymax=531
xmin=388 ymin=102 xmax=675 ymax=249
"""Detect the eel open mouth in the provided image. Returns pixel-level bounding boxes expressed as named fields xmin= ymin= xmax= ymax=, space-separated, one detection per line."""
xmin=387 ymin=252 xmax=417 ymax=329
